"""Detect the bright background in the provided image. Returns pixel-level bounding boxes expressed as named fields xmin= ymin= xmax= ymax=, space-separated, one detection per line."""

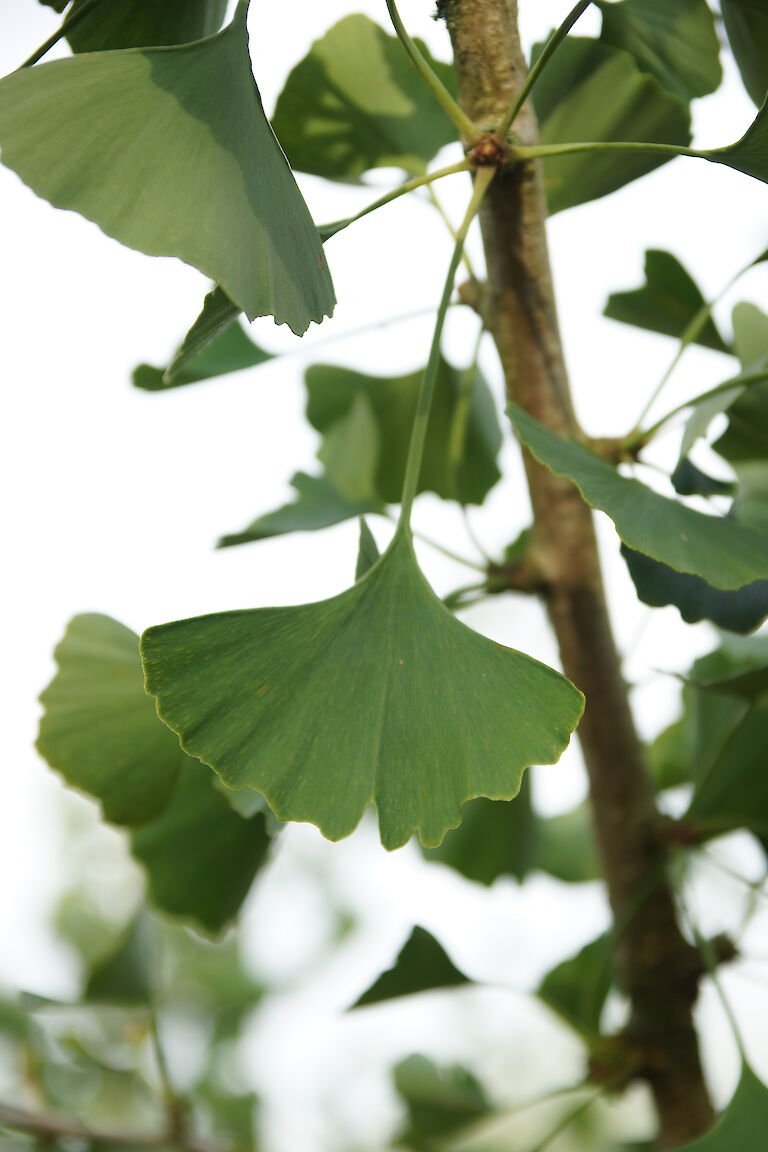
xmin=3 ymin=3 xmax=768 ymax=1149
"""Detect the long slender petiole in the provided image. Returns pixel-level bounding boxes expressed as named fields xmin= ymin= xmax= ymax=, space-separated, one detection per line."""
xmin=320 ymin=159 xmax=471 ymax=241
xmin=627 ymin=251 xmax=763 ymax=441
xmin=385 ymin=0 xmax=480 ymax=144
xmin=399 ymin=168 xmax=496 ymax=529
xmin=495 ymin=0 xmax=594 ymax=144
xmin=512 ymin=140 xmax=704 ymax=163
xmin=20 ymin=0 xmax=105 ymax=68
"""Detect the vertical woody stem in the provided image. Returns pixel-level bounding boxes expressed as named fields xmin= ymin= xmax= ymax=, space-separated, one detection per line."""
xmin=442 ymin=1 xmax=713 ymax=1144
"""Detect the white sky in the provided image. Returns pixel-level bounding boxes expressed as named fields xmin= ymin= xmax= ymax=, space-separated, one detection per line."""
xmin=2 ymin=3 xmax=768 ymax=1148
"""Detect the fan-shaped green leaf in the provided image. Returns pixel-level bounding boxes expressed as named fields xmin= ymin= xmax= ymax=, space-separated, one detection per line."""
xmin=535 ymin=802 xmax=602 ymax=883
xmin=598 ymin=0 xmax=721 ymax=101
xmin=0 ymin=3 xmax=334 ymax=334
xmin=141 ymin=531 xmax=583 ymax=850
xmin=722 ymin=1 xmax=768 ymax=106
xmin=622 ymin=546 xmax=768 ymax=634
xmin=531 ymin=38 xmax=691 ymax=215
xmin=538 ymin=933 xmax=613 ymax=1040
xmin=38 ymin=614 xmax=271 ymax=933
xmin=86 ymin=913 xmax=155 ymax=1005
xmin=307 ymin=358 xmax=502 ymax=506
xmin=57 ymin=0 xmax=228 ymax=52
xmin=271 ymin=14 xmax=458 ymax=181
xmin=394 ymin=1055 xmax=492 ymax=1151
xmin=134 ymin=287 xmax=270 ymax=392
xmin=508 ymin=404 xmax=768 ymax=590
xmin=422 ymin=775 xmax=538 ymax=885
xmin=603 ymin=249 xmax=730 ymax=352
xmin=351 ymin=926 xmax=471 ymax=1009
xmin=37 ymin=614 xmax=182 ymax=825
xmin=705 ymin=101 xmax=768 ymax=188
xmin=674 ymin=1064 xmax=768 ymax=1150
xmin=219 ymin=396 xmax=386 ymax=547
xmin=219 ymin=472 xmax=384 ymax=548
xmin=131 ymin=763 xmax=271 ymax=933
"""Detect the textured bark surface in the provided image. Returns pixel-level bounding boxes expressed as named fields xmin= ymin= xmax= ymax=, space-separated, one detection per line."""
xmin=442 ymin=1 xmax=714 ymax=1144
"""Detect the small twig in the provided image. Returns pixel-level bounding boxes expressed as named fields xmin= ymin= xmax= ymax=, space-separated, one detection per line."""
xmin=20 ymin=0 xmax=105 ymax=68
xmin=0 ymin=1102 xmax=226 ymax=1152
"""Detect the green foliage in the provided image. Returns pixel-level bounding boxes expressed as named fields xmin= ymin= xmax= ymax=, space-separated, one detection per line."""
xmin=603 ymin=249 xmax=730 ymax=352
xmin=538 ymin=933 xmax=613 ymax=1040
xmin=597 ymin=0 xmax=721 ymax=101
xmin=721 ymin=0 xmax=768 ymax=105
xmin=351 ymin=926 xmax=471 ymax=1008
xmin=271 ymin=14 xmax=458 ymax=180
xmin=423 ymin=775 xmax=538 ymax=885
xmin=509 ymin=404 xmax=768 ymax=590
xmin=11 ymin=0 xmax=768 ymax=1144
xmin=37 ymin=614 xmax=182 ymax=826
xmin=37 ymin=614 xmax=272 ymax=933
xmin=142 ymin=531 xmax=584 ymax=850
xmin=531 ymin=38 xmax=691 ymax=214
xmin=0 ymin=3 xmax=334 ymax=333
xmin=393 ymin=1055 xmax=492 ymax=1150
xmin=56 ymin=0 xmax=229 ymax=52
xmin=133 ymin=289 xmax=272 ymax=392
xmin=306 ymin=358 xmax=502 ymax=506
xmin=674 ymin=1065 xmax=768 ymax=1149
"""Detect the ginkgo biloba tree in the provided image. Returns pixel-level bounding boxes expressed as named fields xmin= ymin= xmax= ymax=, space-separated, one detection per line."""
xmin=4 ymin=0 xmax=768 ymax=1149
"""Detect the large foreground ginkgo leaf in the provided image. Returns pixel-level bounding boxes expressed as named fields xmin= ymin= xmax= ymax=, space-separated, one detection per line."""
xmin=0 ymin=2 xmax=334 ymax=334
xmin=142 ymin=531 xmax=584 ymax=850
xmin=509 ymin=405 xmax=768 ymax=590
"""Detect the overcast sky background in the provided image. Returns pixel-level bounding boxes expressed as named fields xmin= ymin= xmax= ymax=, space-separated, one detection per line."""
xmin=3 ymin=3 xmax=768 ymax=1148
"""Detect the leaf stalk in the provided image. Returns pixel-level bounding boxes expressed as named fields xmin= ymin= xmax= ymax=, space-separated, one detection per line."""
xmin=384 ymin=0 xmax=480 ymax=143
xmin=399 ymin=167 xmax=496 ymax=527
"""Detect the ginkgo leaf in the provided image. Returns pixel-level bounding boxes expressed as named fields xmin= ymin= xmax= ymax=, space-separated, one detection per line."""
xmin=0 ymin=3 xmax=335 ymax=334
xmin=271 ymin=14 xmax=458 ymax=181
xmin=394 ymin=1056 xmax=492 ymax=1151
xmin=721 ymin=0 xmax=768 ymax=106
xmin=141 ymin=530 xmax=584 ymax=851
xmin=422 ymin=775 xmax=539 ymax=885
xmin=131 ymin=763 xmax=271 ymax=933
xmin=219 ymin=472 xmax=384 ymax=548
xmin=219 ymin=396 xmax=386 ymax=547
xmin=598 ymin=0 xmax=721 ymax=101
xmin=37 ymin=614 xmax=182 ymax=825
xmin=674 ymin=1064 xmax=768 ymax=1150
xmin=535 ymin=802 xmax=602 ymax=883
xmin=603 ymin=249 xmax=730 ymax=353
xmin=306 ymin=358 xmax=502 ymax=506
xmin=622 ymin=546 xmax=768 ymax=634
xmin=508 ymin=404 xmax=768 ymax=590
xmin=538 ymin=933 xmax=613 ymax=1040
xmin=58 ymin=0 xmax=229 ymax=53
xmin=37 ymin=614 xmax=271 ymax=933
xmin=351 ymin=926 xmax=471 ymax=1009
xmin=134 ymin=287 xmax=271 ymax=392
xmin=531 ymin=38 xmax=691 ymax=215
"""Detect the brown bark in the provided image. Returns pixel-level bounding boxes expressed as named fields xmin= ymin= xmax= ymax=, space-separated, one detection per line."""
xmin=443 ymin=1 xmax=714 ymax=1144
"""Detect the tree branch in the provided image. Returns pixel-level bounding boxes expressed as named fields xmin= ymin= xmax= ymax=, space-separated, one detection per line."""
xmin=0 ymin=1101 xmax=226 ymax=1152
xmin=441 ymin=1 xmax=714 ymax=1145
